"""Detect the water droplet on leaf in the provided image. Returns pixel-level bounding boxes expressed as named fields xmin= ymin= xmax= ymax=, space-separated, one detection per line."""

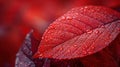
xmin=101 ymin=25 xmax=105 ymax=28
xmin=67 ymin=50 xmax=70 ymax=52
xmin=91 ymin=46 xmax=95 ymax=50
xmin=75 ymin=13 xmax=78 ymax=15
xmin=66 ymin=16 xmax=72 ymax=20
xmin=39 ymin=54 xmax=43 ymax=57
xmin=84 ymin=6 xmax=88 ymax=9
xmin=88 ymin=51 xmax=92 ymax=54
xmin=95 ymin=30 xmax=99 ymax=34
xmin=73 ymin=44 xmax=77 ymax=47
xmin=87 ymin=30 xmax=93 ymax=34
xmin=61 ymin=16 xmax=65 ymax=20
xmin=59 ymin=48 xmax=63 ymax=51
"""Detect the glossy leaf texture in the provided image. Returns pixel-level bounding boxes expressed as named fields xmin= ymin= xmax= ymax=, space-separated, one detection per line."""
xmin=15 ymin=30 xmax=81 ymax=67
xmin=34 ymin=6 xmax=120 ymax=59
xmin=79 ymin=33 xmax=120 ymax=67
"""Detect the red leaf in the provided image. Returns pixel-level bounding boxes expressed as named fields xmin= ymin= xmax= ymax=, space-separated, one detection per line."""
xmin=79 ymin=50 xmax=119 ymax=67
xmin=79 ymin=34 xmax=120 ymax=67
xmin=34 ymin=6 xmax=120 ymax=59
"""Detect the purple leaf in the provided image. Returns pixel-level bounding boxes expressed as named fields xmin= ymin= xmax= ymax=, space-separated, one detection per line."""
xmin=15 ymin=30 xmax=52 ymax=67
xmin=15 ymin=30 xmax=35 ymax=67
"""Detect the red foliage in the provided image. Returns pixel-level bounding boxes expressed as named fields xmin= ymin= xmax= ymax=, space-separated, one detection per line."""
xmin=33 ymin=6 xmax=120 ymax=67
xmin=0 ymin=0 xmax=120 ymax=67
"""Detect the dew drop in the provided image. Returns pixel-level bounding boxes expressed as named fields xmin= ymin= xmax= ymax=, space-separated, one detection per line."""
xmin=73 ymin=16 xmax=76 ymax=19
xmin=39 ymin=54 xmax=43 ymax=57
xmin=91 ymin=9 xmax=94 ymax=12
xmin=66 ymin=16 xmax=72 ymax=20
xmin=84 ymin=6 xmax=88 ymax=9
xmin=83 ymin=9 xmax=86 ymax=11
xmin=96 ymin=8 xmax=100 ymax=11
xmin=42 ymin=36 xmax=44 ymax=40
xmin=75 ymin=13 xmax=78 ymax=15
xmin=95 ymin=30 xmax=99 ymax=34
xmin=61 ymin=16 xmax=65 ymax=20
xmin=59 ymin=47 xmax=63 ymax=51
xmin=101 ymin=25 xmax=105 ymax=28
xmin=86 ymin=29 xmax=91 ymax=33
xmin=91 ymin=46 xmax=95 ymax=50
xmin=87 ymin=30 xmax=93 ymax=34
xmin=73 ymin=44 xmax=77 ymax=47
xmin=105 ymin=42 xmax=108 ymax=45
xmin=67 ymin=49 xmax=70 ymax=52
xmin=88 ymin=51 xmax=92 ymax=54
xmin=47 ymin=31 xmax=51 ymax=34
xmin=80 ymin=8 xmax=84 ymax=11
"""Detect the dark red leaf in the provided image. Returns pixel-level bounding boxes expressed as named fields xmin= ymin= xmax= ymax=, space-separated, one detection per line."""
xmin=79 ymin=34 xmax=120 ymax=67
xmin=34 ymin=6 xmax=120 ymax=59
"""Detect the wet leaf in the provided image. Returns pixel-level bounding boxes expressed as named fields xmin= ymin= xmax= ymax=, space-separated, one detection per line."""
xmin=34 ymin=6 xmax=120 ymax=59
xmin=79 ymin=34 xmax=120 ymax=67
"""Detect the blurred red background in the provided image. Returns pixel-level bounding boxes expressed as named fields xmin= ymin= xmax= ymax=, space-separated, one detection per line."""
xmin=0 ymin=0 xmax=120 ymax=67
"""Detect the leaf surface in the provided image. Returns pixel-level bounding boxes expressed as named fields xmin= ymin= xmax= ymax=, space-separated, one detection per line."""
xmin=34 ymin=6 xmax=120 ymax=59
xmin=79 ymin=34 xmax=120 ymax=67
xmin=15 ymin=30 xmax=35 ymax=67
